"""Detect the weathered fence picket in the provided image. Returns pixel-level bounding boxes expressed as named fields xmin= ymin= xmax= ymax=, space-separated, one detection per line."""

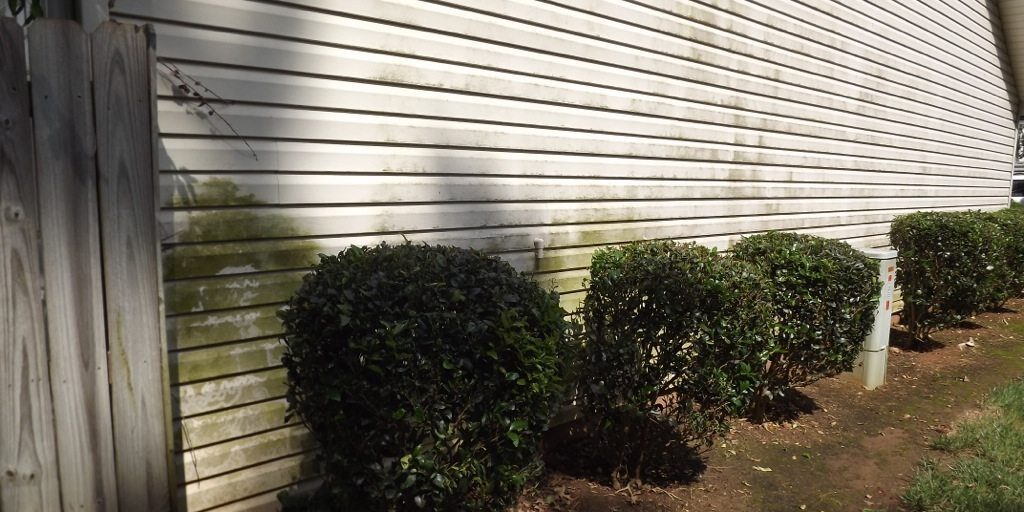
xmin=0 ymin=17 xmax=63 ymax=512
xmin=93 ymin=22 xmax=172 ymax=512
xmin=29 ymin=19 xmax=120 ymax=512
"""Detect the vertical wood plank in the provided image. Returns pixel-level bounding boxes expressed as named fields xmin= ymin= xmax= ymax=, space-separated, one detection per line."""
xmin=28 ymin=19 xmax=119 ymax=512
xmin=0 ymin=17 xmax=62 ymax=512
xmin=144 ymin=21 xmax=180 ymax=512
xmin=92 ymin=21 xmax=172 ymax=512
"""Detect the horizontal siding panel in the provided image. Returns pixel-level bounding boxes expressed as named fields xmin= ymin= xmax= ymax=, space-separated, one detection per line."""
xmin=696 ymin=0 xmax=1008 ymax=95
xmin=172 ymin=338 xmax=286 ymax=384
xmin=155 ymin=104 xmax=1009 ymax=177
xmin=122 ymin=3 xmax=1016 ymax=144
xmin=154 ymin=65 xmax=1009 ymax=167
xmin=928 ymin=0 xmax=1006 ymax=53
xmin=146 ymin=25 xmax=1013 ymax=155
xmin=426 ymin=0 xmax=1011 ymax=120
xmin=204 ymin=479 xmax=321 ymax=512
xmin=545 ymin=0 xmax=1011 ymax=107
xmin=175 ymin=368 xmax=286 ymax=419
xmin=175 ymin=399 xmax=294 ymax=450
xmin=178 ymin=453 xmax=314 ymax=511
xmin=892 ymin=0 xmax=1008 ymax=67
xmin=160 ymin=197 xmax=1008 ymax=248
xmin=166 ymin=271 xmax=305 ymax=316
xmin=162 ymin=203 xmax=1008 ymax=281
xmin=125 ymin=0 xmax=1013 ymax=134
xmin=168 ymin=305 xmax=283 ymax=351
xmin=181 ymin=425 xmax=314 ymax=484
xmin=161 ymin=175 xmax=1007 ymax=208
xmin=157 ymin=141 xmax=1010 ymax=185
xmin=784 ymin=0 xmax=1006 ymax=84
xmin=161 ymin=173 xmax=1009 ymax=212
xmin=136 ymin=0 xmax=1015 ymax=124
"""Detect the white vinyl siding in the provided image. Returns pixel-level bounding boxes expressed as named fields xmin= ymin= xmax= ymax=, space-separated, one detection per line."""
xmin=110 ymin=0 xmax=1015 ymax=510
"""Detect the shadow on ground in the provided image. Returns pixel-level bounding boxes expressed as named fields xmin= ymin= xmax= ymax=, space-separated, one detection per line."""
xmin=889 ymin=327 xmax=944 ymax=353
xmin=749 ymin=388 xmax=820 ymax=424
xmin=952 ymin=320 xmax=987 ymax=330
xmin=544 ymin=420 xmax=706 ymax=488
xmin=986 ymin=305 xmax=1018 ymax=314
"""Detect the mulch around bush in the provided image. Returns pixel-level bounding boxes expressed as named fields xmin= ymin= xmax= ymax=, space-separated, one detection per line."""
xmin=518 ymin=300 xmax=1024 ymax=512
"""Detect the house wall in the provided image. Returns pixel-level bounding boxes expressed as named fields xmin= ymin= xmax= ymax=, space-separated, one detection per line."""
xmin=109 ymin=0 xmax=1016 ymax=510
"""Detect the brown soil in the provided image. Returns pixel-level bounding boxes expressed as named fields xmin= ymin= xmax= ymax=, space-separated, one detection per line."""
xmin=518 ymin=300 xmax=1024 ymax=512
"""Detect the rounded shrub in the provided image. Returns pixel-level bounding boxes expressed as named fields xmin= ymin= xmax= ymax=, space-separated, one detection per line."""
xmin=732 ymin=232 xmax=880 ymax=415
xmin=891 ymin=211 xmax=1006 ymax=342
xmin=577 ymin=241 xmax=773 ymax=486
xmin=279 ymin=242 xmax=568 ymax=511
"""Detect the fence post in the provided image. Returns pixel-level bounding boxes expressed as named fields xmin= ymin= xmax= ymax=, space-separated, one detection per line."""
xmin=93 ymin=21 xmax=172 ymax=512
xmin=0 ymin=17 xmax=62 ymax=512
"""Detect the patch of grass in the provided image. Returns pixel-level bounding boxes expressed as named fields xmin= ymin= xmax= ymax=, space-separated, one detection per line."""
xmin=1005 ymin=320 xmax=1024 ymax=339
xmin=902 ymin=379 xmax=1024 ymax=511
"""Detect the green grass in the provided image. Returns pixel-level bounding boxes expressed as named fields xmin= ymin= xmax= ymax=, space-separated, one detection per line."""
xmin=902 ymin=379 xmax=1024 ymax=512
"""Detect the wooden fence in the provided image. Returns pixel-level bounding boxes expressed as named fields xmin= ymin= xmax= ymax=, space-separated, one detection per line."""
xmin=0 ymin=18 xmax=171 ymax=512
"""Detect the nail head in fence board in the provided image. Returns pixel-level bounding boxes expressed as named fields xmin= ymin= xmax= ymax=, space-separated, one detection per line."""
xmin=28 ymin=19 xmax=120 ymax=512
xmin=0 ymin=17 xmax=62 ymax=512
xmin=92 ymin=21 xmax=172 ymax=512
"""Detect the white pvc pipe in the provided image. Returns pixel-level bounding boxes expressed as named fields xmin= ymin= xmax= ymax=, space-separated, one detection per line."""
xmin=853 ymin=249 xmax=898 ymax=390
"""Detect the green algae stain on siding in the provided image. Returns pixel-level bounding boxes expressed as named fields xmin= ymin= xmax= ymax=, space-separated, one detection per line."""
xmin=172 ymin=338 xmax=287 ymax=383
xmin=163 ymin=178 xmax=319 ymax=363
xmin=168 ymin=304 xmax=285 ymax=351
xmin=164 ymin=178 xmax=321 ymax=280
xmin=165 ymin=271 xmax=307 ymax=316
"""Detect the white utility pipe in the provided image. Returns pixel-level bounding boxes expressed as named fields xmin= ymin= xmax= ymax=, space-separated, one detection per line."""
xmin=853 ymin=249 xmax=898 ymax=390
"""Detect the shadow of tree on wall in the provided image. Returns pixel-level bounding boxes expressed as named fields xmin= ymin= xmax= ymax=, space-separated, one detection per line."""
xmin=165 ymin=177 xmax=320 ymax=282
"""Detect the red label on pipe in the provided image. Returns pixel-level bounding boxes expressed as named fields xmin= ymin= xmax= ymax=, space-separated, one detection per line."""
xmin=885 ymin=300 xmax=890 ymax=311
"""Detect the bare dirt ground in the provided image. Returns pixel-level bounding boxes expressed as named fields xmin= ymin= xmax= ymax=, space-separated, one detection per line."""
xmin=519 ymin=300 xmax=1024 ymax=512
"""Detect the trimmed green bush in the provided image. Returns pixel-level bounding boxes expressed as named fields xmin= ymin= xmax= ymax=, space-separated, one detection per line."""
xmin=279 ymin=243 xmax=568 ymax=511
xmin=732 ymin=232 xmax=880 ymax=416
xmin=891 ymin=211 xmax=1006 ymax=342
xmin=577 ymin=241 xmax=772 ymax=487
xmin=986 ymin=208 xmax=1024 ymax=305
